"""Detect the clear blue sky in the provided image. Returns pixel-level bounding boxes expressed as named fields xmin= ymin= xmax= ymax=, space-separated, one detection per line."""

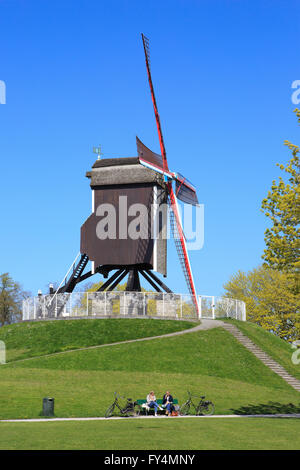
xmin=0 ymin=0 xmax=299 ymax=297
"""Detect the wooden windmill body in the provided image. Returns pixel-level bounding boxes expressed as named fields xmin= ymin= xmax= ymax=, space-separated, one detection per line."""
xmin=80 ymin=138 xmax=169 ymax=291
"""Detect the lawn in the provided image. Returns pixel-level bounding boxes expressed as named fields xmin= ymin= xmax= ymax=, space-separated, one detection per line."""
xmin=1 ymin=418 xmax=300 ymax=450
xmin=0 ymin=318 xmax=196 ymax=362
xmin=223 ymin=319 xmax=300 ymax=380
xmin=7 ymin=328 xmax=296 ymax=390
xmin=1 ymin=326 xmax=299 ymax=420
xmin=1 ymin=318 xmax=300 ymax=450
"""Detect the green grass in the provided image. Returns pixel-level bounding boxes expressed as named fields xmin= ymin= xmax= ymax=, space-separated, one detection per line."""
xmin=1 ymin=318 xmax=300 ymax=449
xmin=1 ymin=324 xmax=299 ymax=420
xmin=8 ymin=328 xmax=295 ymax=389
xmin=0 ymin=318 xmax=195 ymax=362
xmin=1 ymin=367 xmax=299 ymax=420
xmin=223 ymin=319 xmax=300 ymax=380
xmin=1 ymin=418 xmax=300 ymax=450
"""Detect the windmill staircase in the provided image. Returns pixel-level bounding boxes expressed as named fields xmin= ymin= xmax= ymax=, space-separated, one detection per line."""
xmin=47 ymin=253 xmax=89 ymax=317
xmin=56 ymin=254 xmax=89 ymax=294
xmin=169 ymin=205 xmax=198 ymax=308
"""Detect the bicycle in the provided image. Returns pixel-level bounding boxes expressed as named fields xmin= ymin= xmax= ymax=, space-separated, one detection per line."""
xmin=105 ymin=392 xmax=141 ymax=418
xmin=180 ymin=391 xmax=215 ymax=416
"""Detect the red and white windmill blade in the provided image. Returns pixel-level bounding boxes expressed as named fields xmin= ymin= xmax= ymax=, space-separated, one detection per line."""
xmin=141 ymin=33 xmax=199 ymax=315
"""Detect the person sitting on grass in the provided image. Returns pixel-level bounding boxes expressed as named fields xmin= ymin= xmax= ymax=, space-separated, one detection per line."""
xmin=162 ymin=391 xmax=175 ymax=416
xmin=146 ymin=391 xmax=162 ymax=417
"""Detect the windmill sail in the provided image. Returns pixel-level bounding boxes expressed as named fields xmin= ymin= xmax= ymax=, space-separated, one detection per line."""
xmin=141 ymin=33 xmax=199 ymax=315
xmin=168 ymin=187 xmax=199 ymax=312
xmin=168 ymin=196 xmax=198 ymax=302
xmin=136 ymin=136 xmax=164 ymax=170
xmin=175 ymin=173 xmax=199 ymax=206
xmin=141 ymin=33 xmax=168 ymax=172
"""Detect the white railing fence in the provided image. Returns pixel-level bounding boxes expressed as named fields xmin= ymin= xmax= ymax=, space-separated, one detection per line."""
xmin=22 ymin=292 xmax=246 ymax=322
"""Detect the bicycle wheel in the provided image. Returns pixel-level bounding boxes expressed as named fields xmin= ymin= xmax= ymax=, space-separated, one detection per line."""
xmin=197 ymin=402 xmax=215 ymax=416
xmin=125 ymin=404 xmax=141 ymax=417
xmin=105 ymin=404 xmax=115 ymax=418
xmin=180 ymin=402 xmax=190 ymax=416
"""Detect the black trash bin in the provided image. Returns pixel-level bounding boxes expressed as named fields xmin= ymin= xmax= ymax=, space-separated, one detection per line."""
xmin=42 ymin=397 xmax=55 ymax=417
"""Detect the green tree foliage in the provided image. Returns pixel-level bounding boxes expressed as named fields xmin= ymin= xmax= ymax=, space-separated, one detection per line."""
xmin=223 ymin=265 xmax=300 ymax=342
xmin=0 ymin=273 xmax=29 ymax=326
xmin=261 ymin=109 xmax=300 ymax=279
xmin=223 ymin=110 xmax=300 ymax=341
xmin=83 ymin=280 xmax=128 ymax=293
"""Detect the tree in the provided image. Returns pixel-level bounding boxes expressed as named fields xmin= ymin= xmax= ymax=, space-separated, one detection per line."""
xmin=223 ymin=265 xmax=300 ymax=342
xmin=261 ymin=109 xmax=300 ymax=279
xmin=0 ymin=273 xmax=29 ymax=326
xmin=223 ymin=110 xmax=300 ymax=341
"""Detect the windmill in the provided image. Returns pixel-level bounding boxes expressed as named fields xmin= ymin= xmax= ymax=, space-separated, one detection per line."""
xmin=139 ymin=33 xmax=199 ymax=315
xmin=45 ymin=34 xmax=200 ymax=317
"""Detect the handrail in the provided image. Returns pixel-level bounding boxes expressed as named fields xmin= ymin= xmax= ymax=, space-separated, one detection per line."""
xmin=24 ymin=292 xmax=246 ymax=322
xmin=49 ymin=252 xmax=81 ymax=306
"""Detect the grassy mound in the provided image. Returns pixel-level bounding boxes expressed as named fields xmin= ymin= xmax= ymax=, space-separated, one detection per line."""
xmin=0 ymin=318 xmax=196 ymax=362
xmin=1 ymin=323 xmax=299 ymax=421
xmin=223 ymin=319 xmax=300 ymax=380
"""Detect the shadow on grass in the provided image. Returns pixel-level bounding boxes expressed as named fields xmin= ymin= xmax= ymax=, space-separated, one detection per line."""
xmin=231 ymin=401 xmax=300 ymax=415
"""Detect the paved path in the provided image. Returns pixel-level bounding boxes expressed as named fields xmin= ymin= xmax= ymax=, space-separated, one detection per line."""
xmin=1 ymin=414 xmax=300 ymax=423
